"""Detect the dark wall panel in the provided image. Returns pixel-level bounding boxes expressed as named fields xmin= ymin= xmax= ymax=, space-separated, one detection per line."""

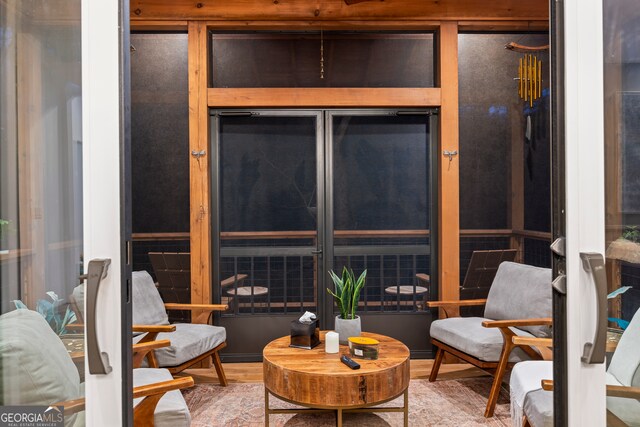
xmin=458 ymin=33 xmax=550 ymax=232
xmin=131 ymin=33 xmax=189 ymax=233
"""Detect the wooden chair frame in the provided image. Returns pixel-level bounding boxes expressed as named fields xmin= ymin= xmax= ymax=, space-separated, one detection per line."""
xmin=427 ymin=299 xmax=552 ymax=417
xmin=70 ymin=297 xmax=230 ymax=385
xmin=520 ymin=337 xmax=639 ymax=427
xmin=54 ymin=340 xmax=195 ymax=427
xmin=134 ymin=302 xmax=229 ymax=386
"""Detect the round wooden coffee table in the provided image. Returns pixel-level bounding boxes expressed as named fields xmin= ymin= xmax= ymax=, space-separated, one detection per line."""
xmin=263 ymin=331 xmax=410 ymax=427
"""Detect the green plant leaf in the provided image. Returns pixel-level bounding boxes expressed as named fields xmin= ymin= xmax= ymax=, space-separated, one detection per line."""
xmin=350 ymin=269 xmax=367 ymax=319
xmin=13 ymin=300 xmax=28 ymax=310
xmin=328 ymin=267 xmax=367 ymax=320
xmin=328 ymin=289 xmax=345 ymax=319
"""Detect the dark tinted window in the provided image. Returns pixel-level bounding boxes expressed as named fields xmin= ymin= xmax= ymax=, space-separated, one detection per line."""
xmin=211 ymin=32 xmax=434 ymax=88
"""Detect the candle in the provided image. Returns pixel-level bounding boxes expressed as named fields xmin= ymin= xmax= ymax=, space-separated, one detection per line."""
xmin=325 ymin=331 xmax=339 ymax=353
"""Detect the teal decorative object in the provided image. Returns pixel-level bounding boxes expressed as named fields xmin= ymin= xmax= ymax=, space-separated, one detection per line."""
xmin=14 ymin=291 xmax=77 ymax=336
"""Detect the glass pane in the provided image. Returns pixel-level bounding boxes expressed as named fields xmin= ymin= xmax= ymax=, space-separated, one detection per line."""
xmin=211 ymin=32 xmax=434 ymax=88
xmin=331 ymin=114 xmax=431 ymax=313
xmin=131 ymin=33 xmax=189 ymax=234
xmin=458 ymin=33 xmax=551 ymax=306
xmin=130 ymin=33 xmax=190 ymax=322
xmin=0 ymin=0 xmax=84 ymax=421
xmin=603 ymin=1 xmax=640 ymax=424
xmin=218 ymin=115 xmax=318 ymax=315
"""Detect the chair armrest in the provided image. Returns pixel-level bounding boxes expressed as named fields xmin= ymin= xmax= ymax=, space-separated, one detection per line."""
xmin=541 ymin=380 xmax=640 ymax=400
xmin=607 ymin=385 xmax=640 ymax=399
xmin=70 ymin=352 xmax=84 ymax=364
xmin=512 ymin=336 xmax=554 ymax=360
xmin=427 ymin=299 xmax=487 ymax=308
xmin=66 ymin=323 xmax=84 ymax=332
xmin=415 ymin=273 xmax=430 ymax=283
xmin=512 ymin=336 xmax=553 ymax=347
xmin=220 ymin=274 xmax=248 ymax=288
xmin=164 ymin=303 xmax=228 ymax=312
xmin=133 ymin=339 xmax=171 ymax=353
xmin=482 ymin=318 xmax=553 ymax=328
xmin=132 ymin=325 xmax=176 ymax=333
xmin=132 ymin=340 xmax=171 ymax=368
xmin=133 ymin=377 xmax=194 ymax=400
xmin=51 ymin=397 xmax=86 ymax=415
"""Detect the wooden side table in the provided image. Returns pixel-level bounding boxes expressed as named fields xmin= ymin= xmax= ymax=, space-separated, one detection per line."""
xmin=263 ymin=331 xmax=410 ymax=427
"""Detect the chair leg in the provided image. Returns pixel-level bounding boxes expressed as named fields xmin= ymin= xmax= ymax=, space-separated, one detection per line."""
xmin=212 ymin=350 xmax=228 ymax=387
xmin=484 ymin=340 xmax=513 ymax=417
xmin=429 ymin=347 xmax=445 ymax=382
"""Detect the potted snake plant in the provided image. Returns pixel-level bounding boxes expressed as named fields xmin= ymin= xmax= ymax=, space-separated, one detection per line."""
xmin=327 ymin=267 xmax=367 ymax=344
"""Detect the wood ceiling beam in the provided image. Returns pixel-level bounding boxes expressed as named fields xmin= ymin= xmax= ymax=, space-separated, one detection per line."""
xmin=207 ymin=87 xmax=441 ymax=108
xmin=130 ymin=0 xmax=549 ymax=22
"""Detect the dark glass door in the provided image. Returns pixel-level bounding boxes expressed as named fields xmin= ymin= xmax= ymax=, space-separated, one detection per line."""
xmin=212 ymin=111 xmax=323 ymax=360
xmin=325 ymin=111 xmax=437 ymax=358
xmin=212 ymin=110 xmax=437 ymax=360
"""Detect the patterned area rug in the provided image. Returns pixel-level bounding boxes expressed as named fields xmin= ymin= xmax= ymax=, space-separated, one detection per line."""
xmin=183 ymin=378 xmax=510 ymax=426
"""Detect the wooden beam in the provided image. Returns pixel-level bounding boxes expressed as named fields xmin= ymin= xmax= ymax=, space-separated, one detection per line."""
xmin=129 ymin=0 xmax=549 ymax=22
xmin=437 ymin=22 xmax=460 ymax=313
xmin=509 ymin=99 xmax=525 ymax=263
xmin=17 ymin=29 xmax=45 ymax=309
xmin=132 ymin=20 xmax=443 ymax=31
xmin=188 ymin=21 xmax=211 ymax=313
xmin=130 ymin=20 xmax=187 ymax=31
xmin=208 ymin=88 xmax=441 ymax=108
xmin=458 ymin=20 xmax=548 ymax=31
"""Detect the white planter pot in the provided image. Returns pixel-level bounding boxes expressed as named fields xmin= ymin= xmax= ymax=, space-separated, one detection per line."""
xmin=334 ymin=315 xmax=361 ymax=345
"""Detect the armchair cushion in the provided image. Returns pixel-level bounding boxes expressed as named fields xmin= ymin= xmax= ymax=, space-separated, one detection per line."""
xmin=484 ymin=262 xmax=552 ymax=338
xmin=0 ymin=310 xmax=81 ymax=406
xmin=134 ymin=323 xmax=226 ymax=367
xmin=430 ymin=317 xmax=534 ymax=362
xmin=133 ymin=368 xmax=191 ymax=427
xmin=132 ymin=271 xmax=170 ymax=327
xmin=510 ymin=360 xmax=553 ymax=427
xmin=522 ymin=389 xmax=553 ymax=427
xmin=608 ymin=308 xmax=640 ymax=388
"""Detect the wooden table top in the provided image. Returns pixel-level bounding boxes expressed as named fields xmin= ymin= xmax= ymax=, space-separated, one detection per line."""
xmin=263 ymin=331 xmax=410 ymax=408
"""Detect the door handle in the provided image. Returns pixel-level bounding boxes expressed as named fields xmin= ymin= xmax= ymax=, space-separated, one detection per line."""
xmin=311 ymin=249 xmax=323 ymax=255
xmin=86 ymin=258 xmax=113 ymax=375
xmin=579 ymin=252 xmax=607 ymax=364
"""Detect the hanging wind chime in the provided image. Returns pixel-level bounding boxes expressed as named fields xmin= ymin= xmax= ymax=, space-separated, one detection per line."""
xmin=320 ymin=28 xmax=325 ymax=79
xmin=507 ymin=42 xmax=549 ymax=107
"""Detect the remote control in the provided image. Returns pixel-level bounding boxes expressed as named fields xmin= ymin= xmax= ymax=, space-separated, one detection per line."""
xmin=340 ymin=355 xmax=360 ymax=370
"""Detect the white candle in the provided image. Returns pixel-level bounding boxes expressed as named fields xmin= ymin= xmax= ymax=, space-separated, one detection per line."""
xmin=325 ymin=331 xmax=339 ymax=353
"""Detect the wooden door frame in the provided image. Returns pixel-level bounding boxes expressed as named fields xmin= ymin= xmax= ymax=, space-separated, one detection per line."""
xmin=130 ymin=10 xmax=549 ymax=320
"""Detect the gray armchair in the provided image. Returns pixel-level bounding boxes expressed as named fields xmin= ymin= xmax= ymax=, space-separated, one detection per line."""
xmin=132 ymin=271 xmax=229 ymax=385
xmin=0 ymin=309 xmax=193 ymax=427
xmin=510 ymin=308 xmax=640 ymax=427
xmin=68 ymin=271 xmax=229 ymax=385
xmin=427 ymin=261 xmax=553 ymax=417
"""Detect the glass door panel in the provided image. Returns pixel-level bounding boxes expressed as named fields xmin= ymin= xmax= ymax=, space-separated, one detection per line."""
xmin=326 ymin=111 xmax=436 ymax=356
xmin=0 ymin=0 xmax=86 ymax=422
xmin=603 ymin=0 xmax=640 ymax=424
xmin=213 ymin=112 xmax=322 ymax=358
